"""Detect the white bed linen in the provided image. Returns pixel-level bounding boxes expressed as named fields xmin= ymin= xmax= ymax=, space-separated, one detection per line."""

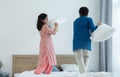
xmin=14 ymin=70 xmax=78 ymax=77
xmin=14 ymin=70 xmax=112 ymax=77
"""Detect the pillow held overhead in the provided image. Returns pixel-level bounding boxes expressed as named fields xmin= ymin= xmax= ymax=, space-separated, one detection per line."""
xmin=48 ymin=18 xmax=66 ymax=31
xmin=90 ymin=23 xmax=116 ymax=42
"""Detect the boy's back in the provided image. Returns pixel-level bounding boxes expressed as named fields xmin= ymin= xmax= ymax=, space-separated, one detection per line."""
xmin=73 ymin=16 xmax=97 ymax=51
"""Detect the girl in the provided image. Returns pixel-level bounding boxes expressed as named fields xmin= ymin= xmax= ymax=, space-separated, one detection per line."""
xmin=34 ymin=13 xmax=58 ymax=74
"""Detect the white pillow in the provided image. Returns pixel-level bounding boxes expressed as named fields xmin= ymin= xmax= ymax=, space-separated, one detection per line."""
xmin=48 ymin=18 xmax=66 ymax=31
xmin=90 ymin=23 xmax=116 ymax=42
xmin=60 ymin=64 xmax=79 ymax=72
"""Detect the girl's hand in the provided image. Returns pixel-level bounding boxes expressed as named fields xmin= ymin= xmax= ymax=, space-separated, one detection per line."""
xmin=97 ymin=22 xmax=102 ymax=26
xmin=54 ymin=22 xmax=58 ymax=27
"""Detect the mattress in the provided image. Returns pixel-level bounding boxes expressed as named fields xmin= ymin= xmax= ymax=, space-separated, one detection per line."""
xmin=14 ymin=70 xmax=112 ymax=77
xmin=14 ymin=70 xmax=79 ymax=77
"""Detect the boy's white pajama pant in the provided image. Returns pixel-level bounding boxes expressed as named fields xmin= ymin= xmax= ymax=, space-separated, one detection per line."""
xmin=74 ymin=49 xmax=90 ymax=74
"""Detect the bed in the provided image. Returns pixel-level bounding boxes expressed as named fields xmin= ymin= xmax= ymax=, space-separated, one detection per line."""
xmin=12 ymin=54 xmax=77 ymax=77
xmin=12 ymin=54 xmax=112 ymax=77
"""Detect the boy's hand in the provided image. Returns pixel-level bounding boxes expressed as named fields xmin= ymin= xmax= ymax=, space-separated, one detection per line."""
xmin=97 ymin=22 xmax=102 ymax=26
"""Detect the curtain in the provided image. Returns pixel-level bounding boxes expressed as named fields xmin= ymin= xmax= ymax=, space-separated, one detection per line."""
xmin=99 ymin=0 xmax=112 ymax=72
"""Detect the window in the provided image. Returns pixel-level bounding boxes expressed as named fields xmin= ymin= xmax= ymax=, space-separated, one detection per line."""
xmin=112 ymin=0 xmax=120 ymax=76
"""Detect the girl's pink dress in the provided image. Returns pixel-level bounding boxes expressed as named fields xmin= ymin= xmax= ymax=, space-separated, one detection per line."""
xmin=35 ymin=25 xmax=57 ymax=74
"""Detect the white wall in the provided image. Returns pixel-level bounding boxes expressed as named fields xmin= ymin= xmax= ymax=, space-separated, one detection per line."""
xmin=0 ymin=0 xmax=100 ymax=76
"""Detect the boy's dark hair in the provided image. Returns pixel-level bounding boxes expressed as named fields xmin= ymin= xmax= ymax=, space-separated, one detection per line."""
xmin=79 ymin=7 xmax=89 ymax=16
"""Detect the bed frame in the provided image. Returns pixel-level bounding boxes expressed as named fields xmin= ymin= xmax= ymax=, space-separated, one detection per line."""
xmin=12 ymin=54 xmax=76 ymax=77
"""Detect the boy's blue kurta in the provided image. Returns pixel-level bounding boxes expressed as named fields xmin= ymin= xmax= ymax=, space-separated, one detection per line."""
xmin=73 ymin=16 xmax=98 ymax=51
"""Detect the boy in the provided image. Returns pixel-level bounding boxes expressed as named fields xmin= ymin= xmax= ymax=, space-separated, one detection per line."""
xmin=73 ymin=7 xmax=101 ymax=74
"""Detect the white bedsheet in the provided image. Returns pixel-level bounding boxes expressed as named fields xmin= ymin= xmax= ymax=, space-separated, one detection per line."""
xmin=14 ymin=70 xmax=78 ymax=77
xmin=14 ymin=70 xmax=112 ymax=77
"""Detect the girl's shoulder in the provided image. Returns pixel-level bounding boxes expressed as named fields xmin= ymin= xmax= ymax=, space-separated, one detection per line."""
xmin=42 ymin=24 xmax=50 ymax=30
xmin=42 ymin=24 xmax=48 ymax=29
xmin=43 ymin=24 xmax=48 ymax=27
xmin=41 ymin=24 xmax=47 ymax=31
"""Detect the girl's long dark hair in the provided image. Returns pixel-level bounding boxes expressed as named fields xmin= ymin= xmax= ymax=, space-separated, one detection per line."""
xmin=37 ymin=13 xmax=47 ymax=31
